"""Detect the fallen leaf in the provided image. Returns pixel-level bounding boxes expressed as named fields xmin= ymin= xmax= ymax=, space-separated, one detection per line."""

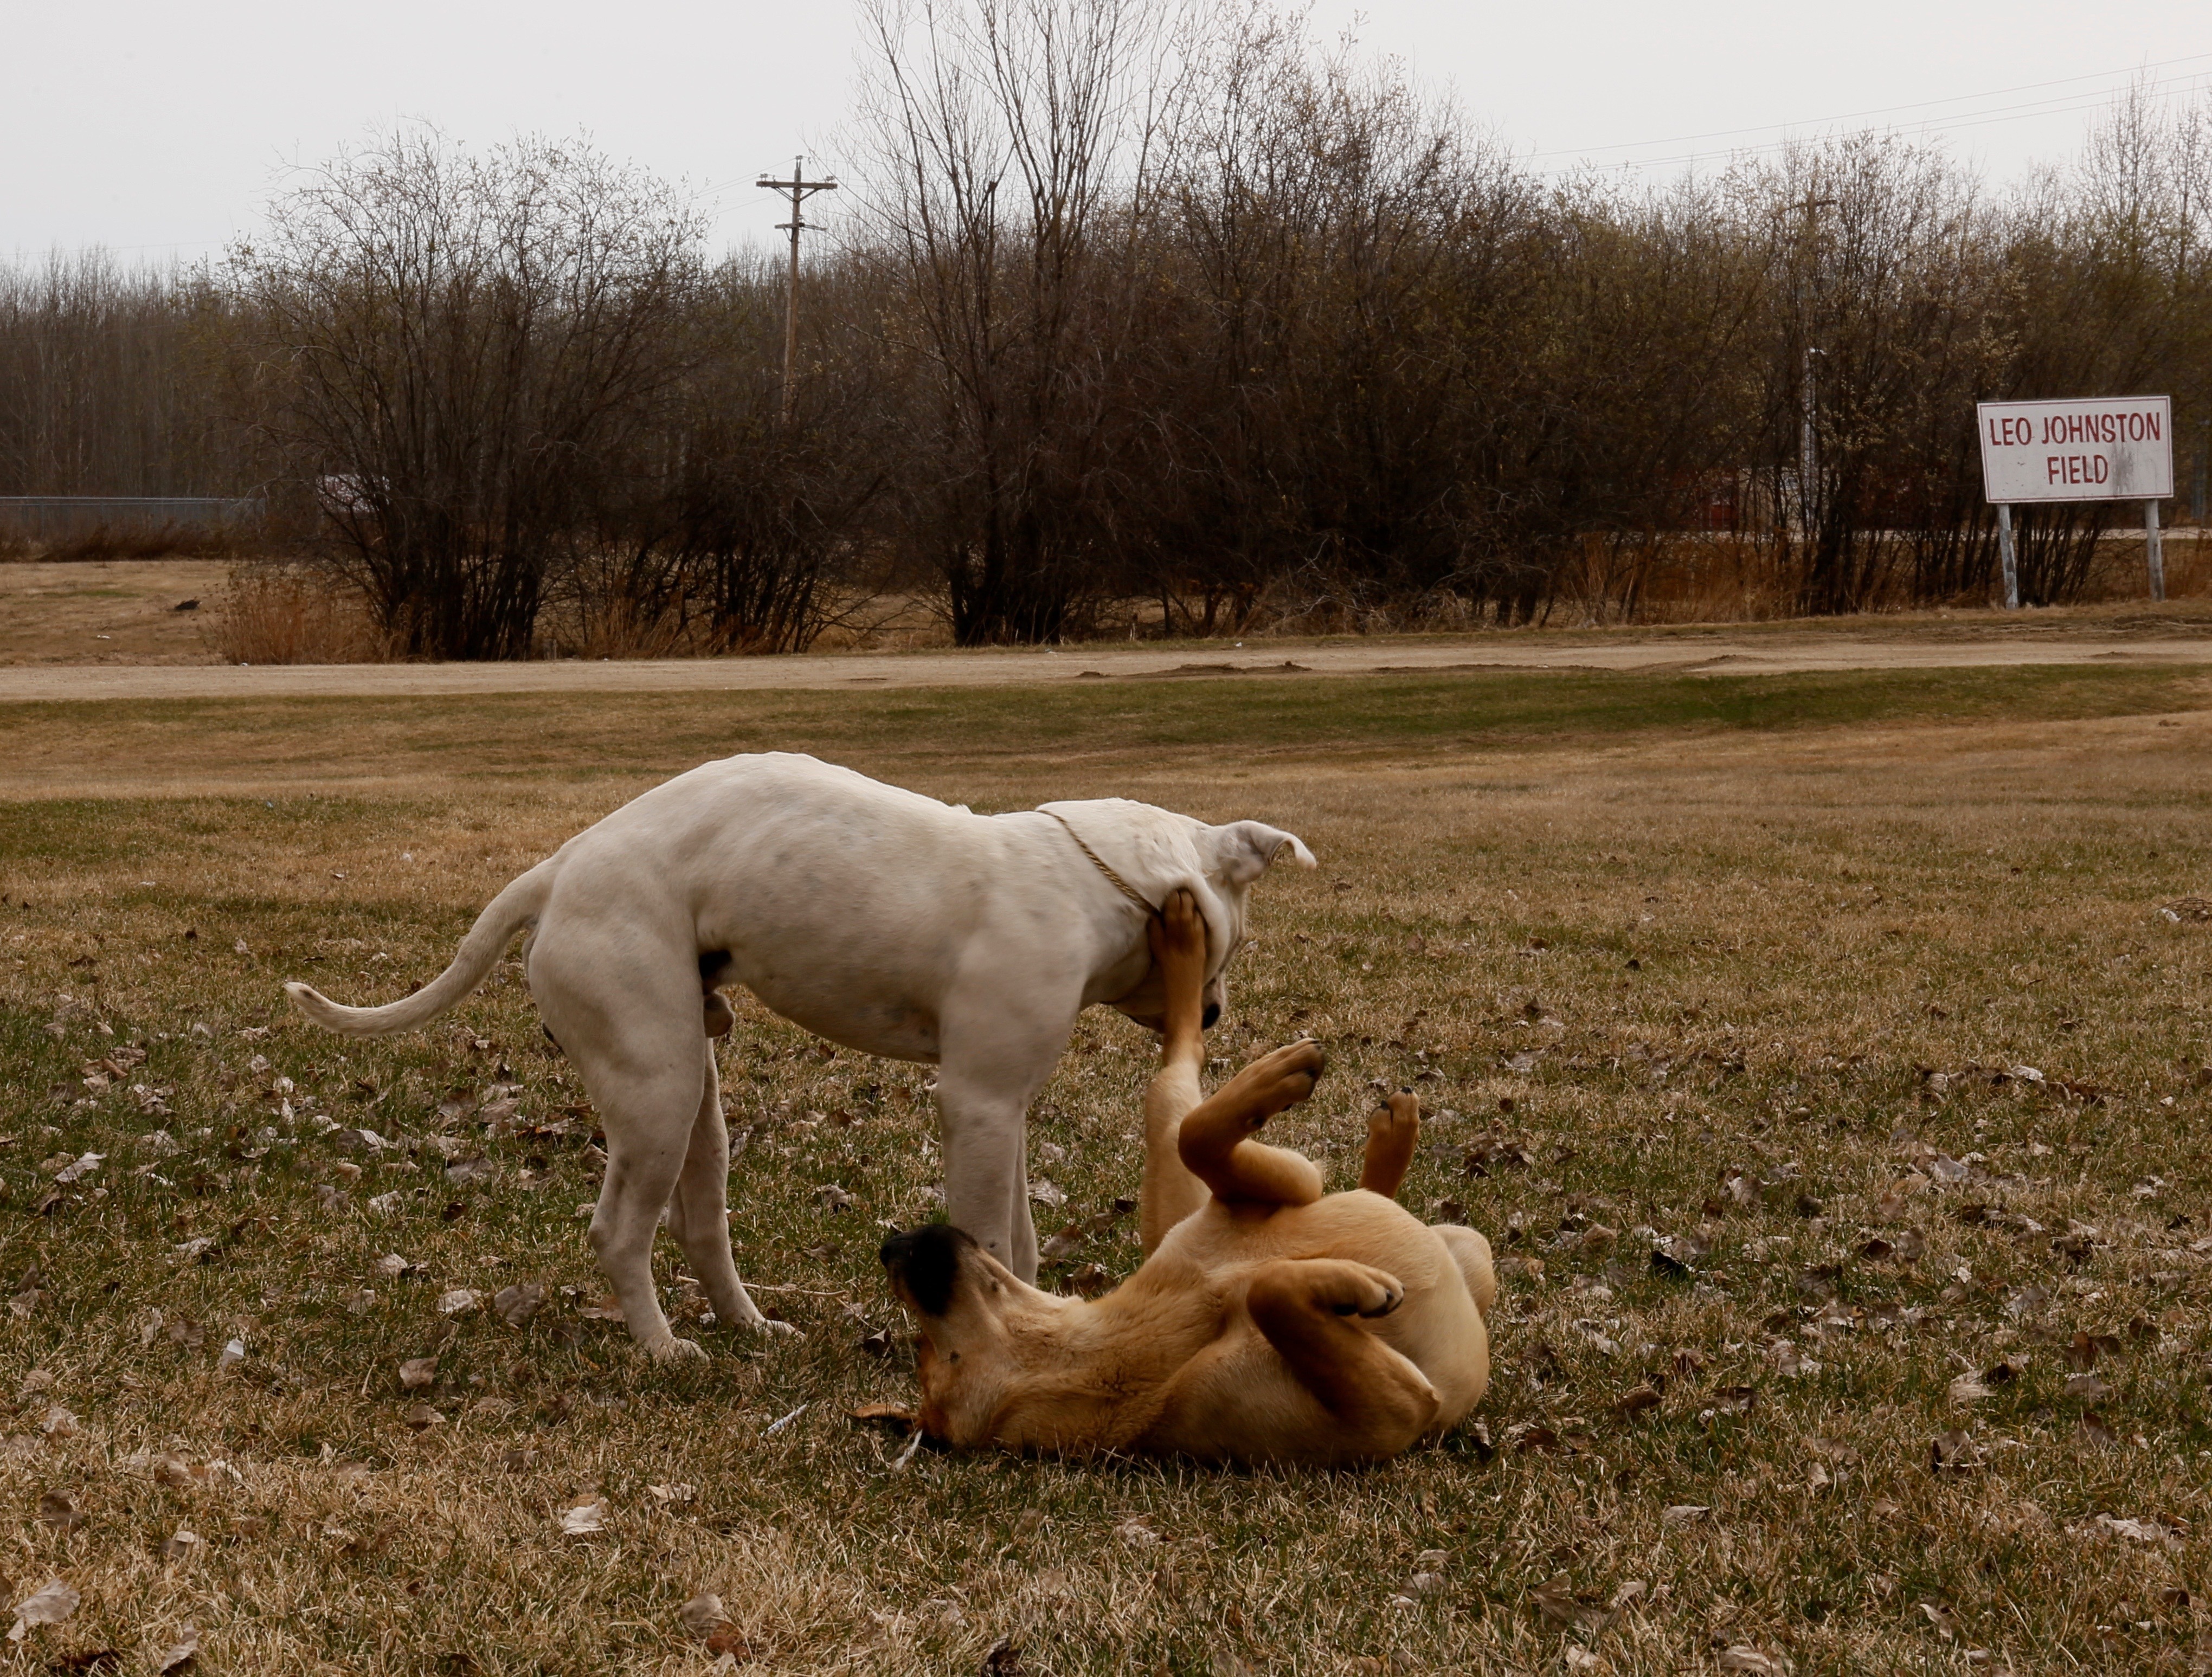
xmin=1613 ymin=1386 xmax=1662 ymax=1418
xmin=679 ymin=1592 xmax=728 ymax=1636
xmin=398 ymin=1358 xmax=438 ymax=1391
xmin=2066 ymin=1330 xmax=2119 ymax=1370
xmin=1528 ymin=1571 xmax=1604 ymax=1630
xmin=1661 ymin=1504 xmax=1712 ymax=1528
xmin=1716 ymin=1648 xmax=1791 ymax=1675
xmin=2063 ymin=1373 xmax=2111 ymax=1400
xmin=560 ymin=1498 xmax=608 ymax=1536
xmin=373 ymin=1254 xmax=410 ymax=1279
xmin=217 ymin=1338 xmax=246 ymax=1371
xmin=9 ymin=1579 xmax=79 ymax=1640
xmin=159 ymin=1528 xmax=201 ymax=1560
xmin=436 ymin=1288 xmax=479 ymax=1317
xmin=1947 ymin=1373 xmax=1994 ymax=1404
xmin=2083 ymin=1513 xmax=2181 ymax=1549
xmin=36 ymin=1493 xmax=83 ymax=1533
xmin=153 ymin=1624 xmax=198 ymax=1673
xmin=1114 ymin=1516 xmax=1162 ymax=1548
xmin=401 ymin=1403 xmax=444 ymax=1431
xmin=40 ymin=1406 xmax=79 ymax=1439
xmin=646 ymin=1482 xmax=697 ymax=1506
xmin=1930 ymin=1429 xmax=1981 ymax=1472
xmin=493 ymin=1283 xmax=544 ymax=1327
xmin=2079 ymin=1411 xmax=2119 ymax=1449
xmin=1065 ymin=1263 xmax=1110 ymax=1298
xmin=847 ymin=1402 xmax=921 ymax=1435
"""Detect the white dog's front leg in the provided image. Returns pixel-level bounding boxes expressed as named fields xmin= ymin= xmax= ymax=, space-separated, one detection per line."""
xmin=937 ymin=995 xmax=1071 ymax=1285
xmin=940 ymin=1106 xmax=1025 ymax=1276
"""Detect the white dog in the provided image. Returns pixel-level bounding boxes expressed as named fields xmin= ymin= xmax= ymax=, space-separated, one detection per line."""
xmin=285 ymin=753 xmax=1313 ymax=1359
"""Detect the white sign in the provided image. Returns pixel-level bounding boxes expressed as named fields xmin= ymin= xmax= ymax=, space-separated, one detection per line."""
xmin=1977 ymin=395 xmax=2172 ymax=504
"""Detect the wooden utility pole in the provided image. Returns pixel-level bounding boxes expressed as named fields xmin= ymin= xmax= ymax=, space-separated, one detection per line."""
xmin=756 ymin=156 xmax=838 ymax=422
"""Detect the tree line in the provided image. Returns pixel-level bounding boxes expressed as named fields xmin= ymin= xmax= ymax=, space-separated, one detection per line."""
xmin=2 ymin=0 xmax=2208 ymax=656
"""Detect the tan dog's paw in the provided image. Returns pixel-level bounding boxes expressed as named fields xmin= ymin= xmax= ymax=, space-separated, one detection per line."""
xmin=1212 ymin=1039 xmax=1326 ymax=1131
xmin=1366 ymin=1091 xmax=1420 ymax=1151
xmin=1147 ymin=888 xmax=1207 ymax=976
xmin=1322 ymin=1262 xmax=1405 ymax=1319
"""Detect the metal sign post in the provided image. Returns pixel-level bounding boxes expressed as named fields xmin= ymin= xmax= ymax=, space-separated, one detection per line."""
xmin=1995 ymin=503 xmax=2019 ymax=611
xmin=1976 ymin=395 xmax=2175 ymax=609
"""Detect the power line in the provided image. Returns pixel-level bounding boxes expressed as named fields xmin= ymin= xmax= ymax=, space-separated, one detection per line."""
xmin=1532 ymin=49 xmax=2212 ymax=165
xmin=1568 ymin=65 xmax=2212 ymax=175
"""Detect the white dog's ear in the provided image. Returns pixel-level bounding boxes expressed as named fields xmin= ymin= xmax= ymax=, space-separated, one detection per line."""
xmin=1208 ymin=821 xmax=1317 ymax=887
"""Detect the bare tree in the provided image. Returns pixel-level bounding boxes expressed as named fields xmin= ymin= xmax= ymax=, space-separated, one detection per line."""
xmin=852 ymin=0 xmax=1185 ymax=643
xmin=229 ymin=128 xmax=704 ymax=658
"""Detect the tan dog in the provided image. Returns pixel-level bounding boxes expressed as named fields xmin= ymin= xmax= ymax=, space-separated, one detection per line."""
xmin=879 ymin=892 xmax=1495 ymax=1465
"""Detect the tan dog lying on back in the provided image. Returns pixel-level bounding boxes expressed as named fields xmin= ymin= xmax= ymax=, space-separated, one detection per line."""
xmin=879 ymin=891 xmax=1496 ymax=1465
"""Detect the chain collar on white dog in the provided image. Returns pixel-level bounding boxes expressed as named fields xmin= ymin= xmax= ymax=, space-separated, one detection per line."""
xmin=1043 ymin=809 xmax=1157 ymax=914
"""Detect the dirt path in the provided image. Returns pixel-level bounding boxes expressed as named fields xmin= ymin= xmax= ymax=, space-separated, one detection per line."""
xmin=5 ymin=630 xmax=2212 ymax=701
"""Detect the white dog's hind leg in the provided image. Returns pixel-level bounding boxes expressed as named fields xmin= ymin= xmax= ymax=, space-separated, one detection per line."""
xmin=554 ymin=1007 xmax=714 ymax=1362
xmin=665 ymin=1037 xmax=789 ymax=1336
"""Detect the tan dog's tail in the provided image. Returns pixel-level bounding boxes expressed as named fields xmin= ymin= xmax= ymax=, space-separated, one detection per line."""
xmin=283 ymin=858 xmax=557 ymax=1039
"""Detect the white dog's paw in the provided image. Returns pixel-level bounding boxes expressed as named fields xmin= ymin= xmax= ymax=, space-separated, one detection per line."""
xmin=747 ymin=1317 xmax=805 ymax=1340
xmin=647 ymin=1336 xmax=711 ymax=1363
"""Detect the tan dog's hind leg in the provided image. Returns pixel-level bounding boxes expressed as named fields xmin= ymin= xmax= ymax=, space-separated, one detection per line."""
xmin=1141 ymin=890 xmax=1211 ymax=1253
xmin=1176 ymin=1040 xmax=1327 ymax=1208
xmin=1358 ymin=1091 xmax=1420 ymax=1198
xmin=1246 ymin=1258 xmax=1439 ymax=1454
xmin=1433 ymin=1223 xmax=1498 ymax=1317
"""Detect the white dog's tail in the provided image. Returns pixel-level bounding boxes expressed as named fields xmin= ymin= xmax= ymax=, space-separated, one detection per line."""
xmin=284 ymin=859 xmax=558 ymax=1039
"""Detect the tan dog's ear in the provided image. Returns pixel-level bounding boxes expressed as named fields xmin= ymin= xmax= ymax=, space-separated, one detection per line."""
xmin=1208 ymin=821 xmax=1316 ymax=887
xmin=880 ymin=1224 xmax=972 ymax=1318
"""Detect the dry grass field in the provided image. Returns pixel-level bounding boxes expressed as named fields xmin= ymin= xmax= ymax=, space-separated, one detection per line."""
xmin=3 ymin=664 xmax=2212 ymax=1674
xmin=0 ymin=561 xmax=235 ymax=667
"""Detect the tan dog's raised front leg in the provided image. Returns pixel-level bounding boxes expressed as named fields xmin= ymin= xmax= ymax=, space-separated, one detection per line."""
xmin=1358 ymin=1091 xmax=1420 ymax=1199
xmin=1246 ymin=1257 xmax=1440 ymax=1454
xmin=1141 ymin=890 xmax=1212 ymax=1253
xmin=1176 ymin=1040 xmax=1327 ymax=1208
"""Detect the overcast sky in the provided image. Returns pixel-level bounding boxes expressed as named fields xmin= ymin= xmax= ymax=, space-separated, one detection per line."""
xmin=5 ymin=0 xmax=2207 ymax=265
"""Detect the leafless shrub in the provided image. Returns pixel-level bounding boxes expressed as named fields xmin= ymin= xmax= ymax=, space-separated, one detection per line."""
xmin=205 ymin=566 xmax=388 ymax=665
